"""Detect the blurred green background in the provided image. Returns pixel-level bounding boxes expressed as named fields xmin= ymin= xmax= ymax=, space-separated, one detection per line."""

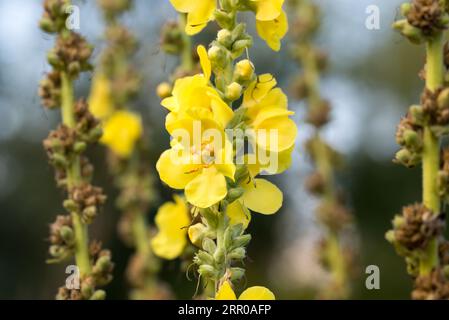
xmin=0 ymin=0 xmax=430 ymax=299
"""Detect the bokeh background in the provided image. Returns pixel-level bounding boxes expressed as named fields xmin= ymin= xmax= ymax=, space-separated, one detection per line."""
xmin=0 ymin=0 xmax=430 ymax=299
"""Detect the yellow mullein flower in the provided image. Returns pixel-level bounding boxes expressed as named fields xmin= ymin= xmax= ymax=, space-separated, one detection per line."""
xmin=250 ymin=0 xmax=284 ymax=21
xmin=256 ymin=10 xmax=288 ymax=51
xmin=216 ymin=281 xmax=275 ymax=300
xmin=249 ymin=0 xmax=287 ymax=51
xmin=100 ymin=110 xmax=143 ymax=158
xmin=88 ymin=73 xmax=113 ymax=119
xmin=151 ymin=196 xmax=190 ymax=260
xmin=169 ymin=0 xmax=216 ymax=35
xmin=161 ymin=46 xmax=233 ymax=133
xmin=156 ymin=119 xmax=235 ymax=208
xmin=242 ymin=73 xmax=297 ymax=153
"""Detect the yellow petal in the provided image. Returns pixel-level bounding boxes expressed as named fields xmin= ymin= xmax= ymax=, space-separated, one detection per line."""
xmin=197 ymin=45 xmax=211 ymax=81
xmin=243 ymin=74 xmax=277 ymax=108
xmin=151 ymin=196 xmax=190 ymax=260
xmin=239 ymin=286 xmax=275 ymax=300
xmin=256 ymin=10 xmax=288 ymax=51
xmin=241 ymin=178 xmax=283 ymax=214
xmin=215 ymin=281 xmax=237 ymax=300
xmin=250 ymin=114 xmax=297 ymax=152
xmin=185 ymin=0 xmax=215 ymax=35
xmin=151 ymin=232 xmax=187 ymax=260
xmin=252 ymin=0 xmax=284 ymax=21
xmin=88 ymin=73 xmax=113 ymax=119
xmin=227 ymin=200 xmax=251 ymax=229
xmin=185 ymin=166 xmax=228 ymax=208
xmin=100 ymin=110 xmax=143 ymax=158
xmin=169 ymin=0 xmax=196 ymax=12
xmin=156 ymin=149 xmax=200 ymax=189
xmin=188 ymin=223 xmax=207 ymax=247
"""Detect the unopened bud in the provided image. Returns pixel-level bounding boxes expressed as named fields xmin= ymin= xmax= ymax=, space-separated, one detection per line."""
xmin=235 ymin=59 xmax=254 ymax=81
xmin=60 ymin=226 xmax=74 ymax=244
xmin=214 ymin=248 xmax=226 ymax=263
xmin=409 ymin=105 xmax=424 ymax=125
xmin=90 ymin=290 xmax=106 ymax=300
xmin=217 ymin=29 xmax=233 ymax=47
xmin=198 ymin=264 xmax=216 ymax=278
xmin=188 ymin=223 xmax=207 ymax=247
xmin=230 ymin=267 xmax=245 ymax=281
xmin=232 ymin=234 xmax=251 ymax=248
xmin=195 ymin=250 xmax=215 ymax=265
xmin=392 ymin=215 xmax=405 ymax=229
xmin=403 ymin=130 xmax=422 ymax=150
xmin=202 ymin=238 xmax=217 ymax=254
xmin=156 ymin=82 xmax=172 ymax=99
xmin=226 ymin=186 xmax=244 ymax=203
xmin=225 ymin=82 xmax=242 ymax=101
xmin=400 ymin=3 xmax=412 ymax=16
xmin=208 ymin=45 xmax=227 ymax=68
xmin=229 ymin=247 xmax=246 ymax=260
xmin=438 ymin=88 xmax=449 ymax=110
xmin=385 ymin=230 xmax=396 ymax=243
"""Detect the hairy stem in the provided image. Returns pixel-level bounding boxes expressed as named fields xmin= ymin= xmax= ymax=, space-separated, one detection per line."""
xmin=179 ymin=14 xmax=193 ymax=71
xmin=61 ymin=71 xmax=91 ymax=276
xmin=420 ymin=33 xmax=444 ymax=275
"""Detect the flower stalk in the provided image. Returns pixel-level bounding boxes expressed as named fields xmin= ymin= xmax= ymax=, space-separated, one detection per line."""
xmin=90 ymin=0 xmax=169 ymax=299
xmin=289 ymin=0 xmax=356 ymax=299
xmin=388 ymin=0 xmax=449 ymax=299
xmin=154 ymin=0 xmax=295 ymax=300
xmin=39 ymin=0 xmax=113 ymax=300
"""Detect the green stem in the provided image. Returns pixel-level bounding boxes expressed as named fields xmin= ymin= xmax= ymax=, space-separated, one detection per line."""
xmin=179 ymin=14 xmax=193 ymax=71
xmin=420 ymin=33 xmax=444 ymax=275
xmin=132 ymin=210 xmax=150 ymax=257
xmin=327 ymin=232 xmax=347 ymax=297
xmin=61 ymin=71 xmax=91 ymax=277
xmin=214 ymin=210 xmax=228 ymax=295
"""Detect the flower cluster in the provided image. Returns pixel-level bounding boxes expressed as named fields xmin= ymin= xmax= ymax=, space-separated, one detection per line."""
xmin=90 ymin=0 xmax=167 ymax=300
xmin=39 ymin=0 xmax=113 ymax=300
xmin=289 ymin=0 xmax=356 ymax=299
xmin=152 ymin=0 xmax=296 ymax=298
xmin=170 ymin=0 xmax=288 ymax=51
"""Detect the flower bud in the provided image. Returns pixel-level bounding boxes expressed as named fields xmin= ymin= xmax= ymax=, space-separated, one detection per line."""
xmin=235 ymin=59 xmax=254 ymax=81
xmin=229 ymin=247 xmax=246 ymax=260
xmin=392 ymin=215 xmax=405 ymax=229
xmin=188 ymin=223 xmax=207 ymax=247
xmin=208 ymin=45 xmax=227 ymax=69
xmin=409 ymin=105 xmax=424 ymax=126
xmin=226 ymin=186 xmax=245 ymax=203
xmin=60 ymin=226 xmax=74 ymax=244
xmin=231 ymin=39 xmax=252 ymax=57
xmin=225 ymin=82 xmax=243 ymax=101
xmin=403 ymin=130 xmax=422 ymax=150
xmin=232 ymin=234 xmax=252 ymax=248
xmin=217 ymin=29 xmax=233 ymax=47
xmin=438 ymin=88 xmax=449 ymax=110
xmin=195 ymin=250 xmax=215 ymax=266
xmin=156 ymin=82 xmax=172 ymax=99
xmin=90 ymin=290 xmax=106 ymax=300
xmin=202 ymin=237 xmax=217 ymax=254
xmin=214 ymin=248 xmax=226 ymax=263
xmin=230 ymin=267 xmax=245 ymax=281
xmin=400 ymin=3 xmax=411 ymax=16
xmin=73 ymin=141 xmax=87 ymax=154
xmin=392 ymin=19 xmax=424 ymax=44
xmin=63 ymin=199 xmax=78 ymax=212
xmin=385 ymin=230 xmax=396 ymax=244
xmin=198 ymin=264 xmax=216 ymax=278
